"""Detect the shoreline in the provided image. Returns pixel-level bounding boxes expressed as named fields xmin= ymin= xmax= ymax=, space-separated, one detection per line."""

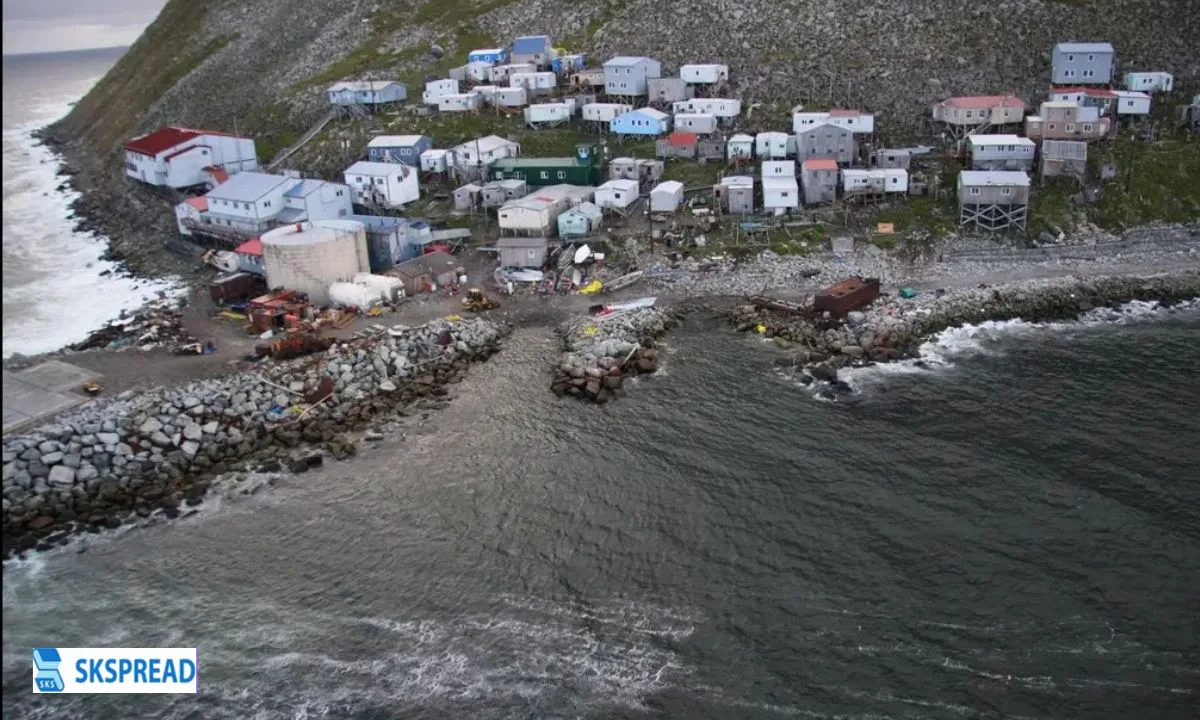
xmin=1 ymin=317 xmax=506 ymax=559
xmin=3 ymin=266 xmax=1198 ymax=559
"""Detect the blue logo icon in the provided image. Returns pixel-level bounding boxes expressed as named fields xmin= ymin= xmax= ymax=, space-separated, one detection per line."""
xmin=33 ymin=648 xmax=64 ymax=693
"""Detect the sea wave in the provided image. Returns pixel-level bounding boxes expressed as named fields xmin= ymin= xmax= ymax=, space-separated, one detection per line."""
xmin=835 ymin=298 xmax=1200 ymax=392
xmin=1 ymin=83 xmax=183 ymax=358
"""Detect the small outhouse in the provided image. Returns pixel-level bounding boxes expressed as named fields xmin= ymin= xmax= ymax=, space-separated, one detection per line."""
xmin=454 ymin=183 xmax=481 ymax=210
xmin=727 ymin=134 xmax=754 ymax=162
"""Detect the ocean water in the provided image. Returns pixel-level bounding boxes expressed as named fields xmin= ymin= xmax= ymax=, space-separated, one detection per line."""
xmin=1 ymin=47 xmax=180 ymax=359
xmin=3 ymin=306 xmax=1198 ymax=718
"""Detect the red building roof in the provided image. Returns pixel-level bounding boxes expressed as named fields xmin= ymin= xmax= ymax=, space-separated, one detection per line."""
xmin=802 ymin=158 xmax=838 ymax=171
xmin=125 ymin=126 xmax=243 ymax=157
xmin=667 ymin=131 xmax=697 ymax=147
xmin=125 ymin=127 xmax=204 ymax=156
xmin=235 ymin=238 xmax=263 ymax=256
xmin=940 ymin=95 xmax=1025 ymax=109
xmin=203 ymin=165 xmax=230 ymax=184
xmin=828 ymin=108 xmax=865 ymax=117
xmin=184 ymin=197 xmax=208 ymax=212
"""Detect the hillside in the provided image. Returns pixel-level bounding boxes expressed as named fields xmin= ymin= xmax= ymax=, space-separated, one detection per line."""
xmin=38 ymin=0 xmax=1200 ymax=276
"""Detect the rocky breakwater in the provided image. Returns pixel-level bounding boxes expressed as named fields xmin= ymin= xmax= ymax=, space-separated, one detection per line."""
xmin=550 ymin=307 xmax=679 ymax=403
xmin=1 ymin=317 xmax=506 ymax=558
xmin=730 ymin=272 xmax=1200 ymax=392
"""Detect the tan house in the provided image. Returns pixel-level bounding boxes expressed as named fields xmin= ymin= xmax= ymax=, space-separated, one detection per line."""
xmin=931 ymin=95 xmax=1026 ymax=127
xmin=1025 ymin=101 xmax=1111 ymax=141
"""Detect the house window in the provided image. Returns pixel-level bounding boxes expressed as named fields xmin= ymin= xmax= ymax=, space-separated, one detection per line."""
xmin=201 ymin=150 xmax=208 ymax=155
xmin=557 ymin=171 xmax=566 ymax=179
xmin=244 ymin=203 xmax=250 ymax=210
xmin=1087 ymin=54 xmax=1095 ymax=61
xmin=356 ymin=176 xmax=363 ymax=183
xmin=1067 ymin=54 xmax=1075 ymax=62
xmin=1001 ymin=187 xmax=1011 ymax=196
xmin=1048 ymin=123 xmax=1057 ymax=131
xmin=970 ymin=187 xmax=981 ymax=196
xmin=540 ymin=171 xmax=549 ymax=179
xmin=1066 ymin=124 xmax=1076 ymax=132
xmin=1083 ymin=123 xmax=1093 ymax=132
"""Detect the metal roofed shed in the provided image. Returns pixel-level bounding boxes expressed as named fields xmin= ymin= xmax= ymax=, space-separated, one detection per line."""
xmin=386 ymin=251 xmax=459 ymax=294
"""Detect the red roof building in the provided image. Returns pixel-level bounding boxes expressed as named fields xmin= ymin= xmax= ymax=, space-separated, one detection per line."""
xmin=235 ymin=238 xmax=263 ymax=256
xmin=802 ymin=158 xmax=839 ymax=171
xmin=667 ymin=131 xmax=697 ymax=147
xmin=124 ymin=126 xmax=258 ymax=190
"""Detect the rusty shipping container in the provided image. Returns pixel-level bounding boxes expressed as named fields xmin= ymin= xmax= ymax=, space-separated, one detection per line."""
xmin=812 ymin=276 xmax=881 ymax=316
xmin=209 ymin=272 xmax=266 ymax=304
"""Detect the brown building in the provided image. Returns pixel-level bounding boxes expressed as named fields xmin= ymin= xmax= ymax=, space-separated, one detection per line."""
xmin=386 ymin=251 xmax=458 ymax=294
xmin=1025 ymin=101 xmax=1111 ymax=141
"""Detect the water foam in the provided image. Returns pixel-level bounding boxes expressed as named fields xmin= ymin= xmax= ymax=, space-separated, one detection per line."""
xmin=838 ymin=298 xmax=1200 ymax=392
xmin=1 ymin=85 xmax=183 ymax=358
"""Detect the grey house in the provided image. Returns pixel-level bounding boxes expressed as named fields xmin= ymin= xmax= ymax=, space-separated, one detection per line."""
xmin=648 ymin=77 xmax=691 ymax=104
xmin=958 ymin=170 xmax=1030 ymax=232
xmin=801 ymin=158 xmax=838 ymax=205
xmin=1051 ymin=42 xmax=1115 ymax=85
xmin=796 ymin=122 xmax=856 ymax=165
xmin=604 ymin=56 xmax=662 ymax=97
xmin=366 ymin=135 xmax=432 ymax=166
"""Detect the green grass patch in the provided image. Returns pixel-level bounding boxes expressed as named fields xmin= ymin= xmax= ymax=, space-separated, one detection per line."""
xmin=63 ymin=0 xmax=237 ymax=152
xmin=662 ymin=161 xmax=725 ymax=188
xmin=873 ymin=193 xmax=958 ymax=239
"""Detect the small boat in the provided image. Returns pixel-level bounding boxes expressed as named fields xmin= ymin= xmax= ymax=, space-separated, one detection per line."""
xmin=500 ymin=268 xmax=544 ymax=283
xmin=606 ymin=296 xmax=657 ymax=312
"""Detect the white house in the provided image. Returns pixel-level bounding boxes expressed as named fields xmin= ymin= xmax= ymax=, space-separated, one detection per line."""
xmin=422 ymin=78 xmax=459 ymax=105
xmin=525 ymin=102 xmax=571 ymax=125
xmin=498 ymin=185 xmax=594 ymax=237
xmin=1123 ymin=71 xmax=1173 ymax=93
xmin=755 ymin=132 xmax=790 ymax=159
xmin=727 ymin=134 xmax=754 ymax=161
xmin=439 ymin=91 xmax=483 ymax=112
xmin=495 ymin=87 xmax=528 ymax=108
xmin=841 ymin=168 xmax=908 ymax=195
xmin=490 ymin=62 xmax=536 ymax=85
xmin=510 ymin=71 xmax=557 ymax=91
xmin=1113 ymin=90 xmax=1152 ymax=116
xmin=762 ymin=176 xmax=799 ymax=212
xmin=680 ymin=64 xmax=729 ymax=85
xmin=649 ymin=180 xmax=685 ymax=213
xmin=582 ymin=102 xmax=633 ymax=123
xmin=453 ymin=135 xmax=521 ymax=168
xmin=124 ymin=126 xmax=258 ymax=189
xmin=793 ymin=110 xmax=875 ymax=135
xmin=673 ymin=98 xmax=741 ymax=119
xmin=464 ymin=62 xmax=494 ymax=83
xmin=344 ymin=161 xmax=420 ymax=208
xmin=419 ymin=149 xmax=455 ymax=174
xmin=281 ymin=178 xmax=354 ymax=223
xmin=594 ymin=179 xmax=640 ymax=211
xmin=761 ymin=160 xmax=796 ymax=179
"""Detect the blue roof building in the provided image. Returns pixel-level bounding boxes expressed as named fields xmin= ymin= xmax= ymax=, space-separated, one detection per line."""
xmin=366 ymin=134 xmax=433 ymax=166
xmin=512 ymin=35 xmax=553 ymax=68
xmin=610 ymin=108 xmax=671 ymax=136
xmin=468 ymin=48 xmax=509 ymax=65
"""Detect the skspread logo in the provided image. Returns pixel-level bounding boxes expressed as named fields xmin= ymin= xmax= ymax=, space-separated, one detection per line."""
xmin=32 ymin=648 xmax=198 ymax=694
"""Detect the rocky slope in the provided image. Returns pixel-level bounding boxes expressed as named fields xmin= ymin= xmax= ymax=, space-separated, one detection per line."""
xmin=38 ymin=0 xmax=1199 ymax=276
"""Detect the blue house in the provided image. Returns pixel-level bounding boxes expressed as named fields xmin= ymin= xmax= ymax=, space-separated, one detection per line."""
xmin=366 ymin=135 xmax=433 ymax=166
xmin=512 ymin=35 xmax=553 ymax=68
xmin=354 ymin=215 xmax=432 ymax=271
xmin=234 ymin=238 xmax=265 ymax=276
xmin=327 ymin=80 xmax=408 ymax=106
xmin=610 ymin=108 xmax=671 ymax=136
xmin=558 ymin=202 xmax=602 ymax=238
xmin=1051 ymin=42 xmax=1116 ymax=85
xmin=468 ymin=48 xmax=509 ymax=65
xmin=551 ymin=54 xmax=586 ymax=73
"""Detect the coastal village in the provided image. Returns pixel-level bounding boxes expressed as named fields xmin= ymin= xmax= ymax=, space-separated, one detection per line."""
xmin=109 ymin=36 xmax=1195 ymax=336
xmin=3 ymin=32 xmax=1199 ymax=556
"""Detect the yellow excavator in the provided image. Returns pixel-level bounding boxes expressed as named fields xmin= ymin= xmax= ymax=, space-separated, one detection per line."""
xmin=461 ymin=288 xmax=499 ymax=312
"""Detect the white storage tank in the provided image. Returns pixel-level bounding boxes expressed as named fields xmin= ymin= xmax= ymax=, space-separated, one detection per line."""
xmin=261 ymin=220 xmax=370 ymax=306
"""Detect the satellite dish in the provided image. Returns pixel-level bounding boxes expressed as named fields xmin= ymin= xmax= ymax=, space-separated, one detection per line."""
xmin=574 ymin=244 xmax=591 ymax=264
